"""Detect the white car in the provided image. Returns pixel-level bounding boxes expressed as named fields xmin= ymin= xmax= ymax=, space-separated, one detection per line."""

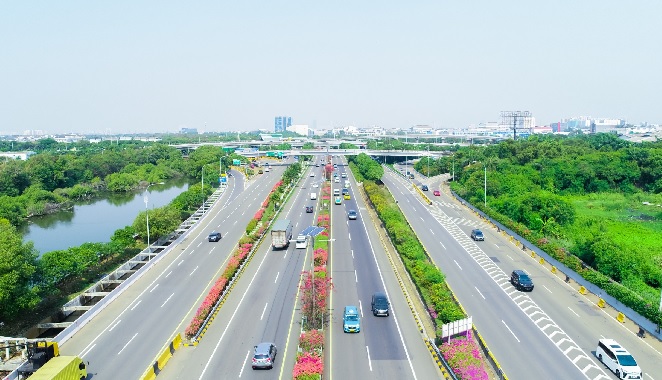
xmin=334 ymin=177 xmax=340 ymax=183
xmin=596 ymin=339 xmax=642 ymax=379
xmin=312 ymin=183 xmax=319 ymax=188
xmin=310 ymin=173 xmax=315 ymax=177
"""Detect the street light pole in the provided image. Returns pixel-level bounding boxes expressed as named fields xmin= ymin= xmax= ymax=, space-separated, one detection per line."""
xmin=144 ymin=193 xmax=150 ymax=253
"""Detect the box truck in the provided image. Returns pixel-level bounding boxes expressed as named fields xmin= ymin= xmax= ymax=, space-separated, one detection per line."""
xmin=271 ymin=219 xmax=293 ymax=249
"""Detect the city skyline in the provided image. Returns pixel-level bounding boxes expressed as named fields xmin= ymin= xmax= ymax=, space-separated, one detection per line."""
xmin=2 ymin=1 xmax=661 ymax=135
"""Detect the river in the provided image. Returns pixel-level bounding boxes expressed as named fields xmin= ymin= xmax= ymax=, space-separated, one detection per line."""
xmin=20 ymin=178 xmax=191 ymax=256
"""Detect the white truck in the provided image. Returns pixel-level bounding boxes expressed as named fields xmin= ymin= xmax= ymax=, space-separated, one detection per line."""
xmin=271 ymin=219 xmax=293 ymax=250
xmin=310 ymin=192 xmax=317 ymax=200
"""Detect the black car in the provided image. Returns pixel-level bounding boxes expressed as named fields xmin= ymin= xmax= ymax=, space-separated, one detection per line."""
xmin=208 ymin=231 xmax=222 ymax=242
xmin=511 ymin=270 xmax=534 ymax=291
xmin=305 ymin=206 xmax=314 ymax=213
xmin=371 ymin=291 xmax=390 ymax=317
xmin=470 ymin=229 xmax=484 ymax=241
xmin=421 ymin=185 xmax=429 ymax=191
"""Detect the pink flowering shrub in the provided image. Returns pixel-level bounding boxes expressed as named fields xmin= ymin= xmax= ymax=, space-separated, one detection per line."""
xmin=292 ymin=352 xmax=323 ymax=379
xmin=439 ymin=335 xmax=489 ymax=380
xmin=254 ymin=208 xmax=265 ymax=220
xmin=298 ymin=329 xmax=324 ymax=352
xmin=185 ymin=276 xmax=228 ymax=338
xmin=313 ymin=249 xmax=328 ymax=266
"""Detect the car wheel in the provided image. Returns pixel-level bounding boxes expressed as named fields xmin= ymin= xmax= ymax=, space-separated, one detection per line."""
xmin=597 ymin=353 xmax=602 ymax=362
xmin=615 ymin=370 xmax=620 ymax=378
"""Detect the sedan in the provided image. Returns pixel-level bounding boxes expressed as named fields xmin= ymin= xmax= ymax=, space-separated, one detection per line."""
xmin=348 ymin=210 xmax=357 ymax=220
xmin=335 ymin=197 xmax=342 ymax=205
xmin=310 ymin=173 xmax=315 ymax=177
xmin=305 ymin=206 xmax=314 ymax=213
xmin=433 ymin=190 xmax=441 ymax=196
xmin=208 ymin=231 xmax=222 ymax=242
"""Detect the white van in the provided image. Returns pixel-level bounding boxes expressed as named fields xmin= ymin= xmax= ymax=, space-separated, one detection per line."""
xmin=295 ymin=235 xmax=308 ymax=249
xmin=595 ymin=339 xmax=642 ymax=379
xmin=333 ymin=188 xmax=340 ymax=197
xmin=310 ymin=192 xmax=317 ymax=200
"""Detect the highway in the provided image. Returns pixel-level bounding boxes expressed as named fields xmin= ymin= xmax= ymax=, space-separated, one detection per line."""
xmin=385 ymin=164 xmax=662 ymax=379
xmin=58 ymin=168 xmax=284 ymax=379
xmin=328 ymin=157 xmax=441 ymax=380
xmin=157 ymin=165 xmax=322 ymax=379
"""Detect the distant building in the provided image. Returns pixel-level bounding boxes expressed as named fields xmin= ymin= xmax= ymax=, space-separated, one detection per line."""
xmin=260 ymin=133 xmax=283 ymax=142
xmin=275 ymin=116 xmax=292 ymax=133
xmin=286 ymin=124 xmax=310 ymax=137
xmin=0 ymin=151 xmax=36 ymax=160
xmin=180 ymin=128 xmax=198 ymax=134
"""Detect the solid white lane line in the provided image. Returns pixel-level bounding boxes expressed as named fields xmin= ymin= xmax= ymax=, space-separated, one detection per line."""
xmin=130 ymin=300 xmax=141 ymax=311
xmin=502 ymin=320 xmax=520 ymax=342
xmin=275 ymin=272 xmax=280 ymax=283
xmin=79 ymin=343 xmax=96 ymax=358
xmin=150 ymin=284 xmax=159 ymax=292
xmin=190 ymin=266 xmax=199 ymax=276
xmin=261 ymin=303 xmax=268 ymax=320
xmin=567 ymin=307 xmax=580 ymax=317
xmin=366 ymin=346 xmax=372 ymax=371
xmin=239 ymin=350 xmax=250 ymax=377
xmin=474 ymin=287 xmax=486 ymax=300
xmin=118 ymin=333 xmax=138 ymax=355
xmin=454 ymin=260 xmax=462 ymax=270
xmin=108 ymin=320 xmax=121 ymax=332
xmin=161 ymin=293 xmax=174 ymax=308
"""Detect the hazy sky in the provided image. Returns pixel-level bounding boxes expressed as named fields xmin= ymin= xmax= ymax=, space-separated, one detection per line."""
xmin=2 ymin=1 xmax=661 ymax=134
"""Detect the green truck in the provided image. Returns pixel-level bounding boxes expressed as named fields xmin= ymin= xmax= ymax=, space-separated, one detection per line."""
xmin=28 ymin=356 xmax=87 ymax=380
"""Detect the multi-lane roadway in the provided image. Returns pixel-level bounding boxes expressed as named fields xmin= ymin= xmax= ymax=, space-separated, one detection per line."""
xmin=385 ymin=164 xmax=662 ymax=379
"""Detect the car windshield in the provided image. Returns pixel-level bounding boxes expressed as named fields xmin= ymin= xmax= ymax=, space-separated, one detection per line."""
xmin=617 ymin=354 xmax=637 ymax=366
xmin=519 ymin=274 xmax=532 ymax=283
xmin=345 ymin=315 xmax=358 ymax=321
xmin=474 ymin=230 xmax=482 ymax=235
xmin=254 ymin=354 xmax=268 ymax=359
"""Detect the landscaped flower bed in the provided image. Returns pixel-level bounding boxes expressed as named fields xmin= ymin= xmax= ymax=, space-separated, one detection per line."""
xmin=439 ymin=334 xmax=489 ymax=380
xmin=292 ymin=190 xmax=331 ymax=379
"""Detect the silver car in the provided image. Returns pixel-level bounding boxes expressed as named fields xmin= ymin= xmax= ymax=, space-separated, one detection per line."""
xmin=252 ymin=342 xmax=277 ymax=369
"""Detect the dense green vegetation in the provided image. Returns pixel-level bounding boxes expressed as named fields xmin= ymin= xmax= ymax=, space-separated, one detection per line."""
xmin=413 ymin=134 xmax=662 ymax=324
xmin=348 ymin=153 xmax=465 ymax=334
xmin=0 ymin=139 xmax=253 ymax=330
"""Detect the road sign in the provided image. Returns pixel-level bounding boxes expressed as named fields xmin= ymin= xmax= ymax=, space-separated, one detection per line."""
xmin=232 ymin=159 xmax=241 ymax=165
xmin=220 ymin=177 xmax=227 ymax=183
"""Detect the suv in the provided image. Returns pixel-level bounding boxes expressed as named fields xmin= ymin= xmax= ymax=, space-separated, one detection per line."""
xmin=511 ymin=270 xmax=534 ymax=291
xmin=343 ymin=306 xmax=361 ymax=333
xmin=341 ymin=172 xmax=347 ymax=178
xmin=305 ymin=206 xmax=314 ymax=213
xmin=371 ymin=292 xmax=390 ymax=317
xmin=252 ymin=342 xmax=277 ymax=369
xmin=595 ymin=339 xmax=642 ymax=379
xmin=208 ymin=231 xmax=222 ymax=242
xmin=335 ymin=196 xmax=342 ymax=205
xmin=470 ymin=229 xmax=484 ymax=241
xmin=421 ymin=185 xmax=429 ymax=191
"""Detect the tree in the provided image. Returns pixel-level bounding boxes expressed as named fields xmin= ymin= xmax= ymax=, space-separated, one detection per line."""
xmin=0 ymin=218 xmax=39 ymax=320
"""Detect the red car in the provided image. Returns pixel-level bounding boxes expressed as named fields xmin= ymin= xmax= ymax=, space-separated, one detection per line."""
xmin=433 ymin=190 xmax=441 ymax=196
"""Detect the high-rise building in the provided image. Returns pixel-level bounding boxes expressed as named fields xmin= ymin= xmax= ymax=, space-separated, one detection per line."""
xmin=275 ymin=116 xmax=292 ymax=132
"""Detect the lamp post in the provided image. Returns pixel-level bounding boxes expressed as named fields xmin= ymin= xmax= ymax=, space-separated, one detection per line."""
xmin=144 ymin=193 xmax=150 ymax=252
xmin=143 ymin=182 xmax=164 ymax=253
xmin=484 ymin=164 xmax=487 ymax=207
xmin=427 ymin=145 xmax=430 ymax=178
